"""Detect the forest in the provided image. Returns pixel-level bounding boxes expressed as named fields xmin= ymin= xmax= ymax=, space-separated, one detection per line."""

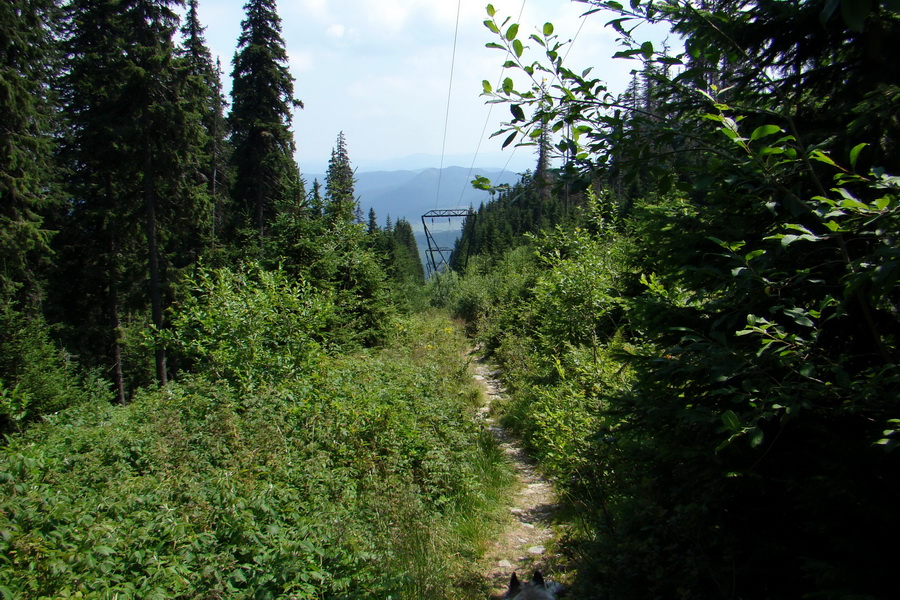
xmin=2 ymin=0 xmax=899 ymax=598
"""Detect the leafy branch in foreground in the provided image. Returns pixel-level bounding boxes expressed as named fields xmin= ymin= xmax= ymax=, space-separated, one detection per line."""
xmin=473 ymin=1 xmax=900 ymax=597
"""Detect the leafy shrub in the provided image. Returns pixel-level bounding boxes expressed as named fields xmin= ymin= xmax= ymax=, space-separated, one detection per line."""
xmin=162 ymin=262 xmax=333 ymax=389
xmin=471 ymin=0 xmax=900 ymax=596
xmin=530 ymin=225 xmax=631 ymax=353
xmin=446 ymin=246 xmax=538 ymax=342
xmin=267 ymin=214 xmax=393 ymax=347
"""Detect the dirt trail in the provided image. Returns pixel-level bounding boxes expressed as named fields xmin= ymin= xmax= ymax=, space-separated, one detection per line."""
xmin=471 ymin=354 xmax=565 ymax=598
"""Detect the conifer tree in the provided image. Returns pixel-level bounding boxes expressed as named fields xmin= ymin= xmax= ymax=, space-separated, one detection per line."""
xmin=57 ymin=0 xmax=208 ymax=399
xmin=324 ymin=132 xmax=357 ymax=223
xmin=0 ymin=0 xmax=60 ymax=306
xmin=179 ymin=0 xmax=231 ymax=243
xmin=228 ymin=0 xmax=301 ymax=239
xmin=391 ymin=218 xmax=425 ymax=283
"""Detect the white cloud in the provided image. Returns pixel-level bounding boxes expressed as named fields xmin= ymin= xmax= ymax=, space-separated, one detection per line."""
xmin=196 ymin=0 xmax=672 ymax=166
xmin=296 ymin=0 xmax=330 ymax=19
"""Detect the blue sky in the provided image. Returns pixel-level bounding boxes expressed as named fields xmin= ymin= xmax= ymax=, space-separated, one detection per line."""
xmin=190 ymin=0 xmax=672 ymax=173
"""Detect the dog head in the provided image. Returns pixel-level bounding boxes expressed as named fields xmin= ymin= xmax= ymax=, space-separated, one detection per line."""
xmin=505 ymin=571 xmax=557 ymax=600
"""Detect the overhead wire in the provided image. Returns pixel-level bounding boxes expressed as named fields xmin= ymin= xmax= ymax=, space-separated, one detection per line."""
xmin=435 ymin=0 xmax=463 ymax=208
xmin=442 ymin=1 xmax=589 ymax=209
xmin=554 ymin=10 xmax=588 ymax=177
xmin=458 ymin=0 xmax=529 ymax=206
xmin=458 ymin=1 xmax=589 ymax=206
xmin=429 ymin=1 xmax=590 ymax=273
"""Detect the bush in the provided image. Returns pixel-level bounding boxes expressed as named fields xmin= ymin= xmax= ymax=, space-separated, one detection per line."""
xmin=0 ymin=301 xmax=103 ymax=433
xmin=162 ymin=262 xmax=333 ymax=389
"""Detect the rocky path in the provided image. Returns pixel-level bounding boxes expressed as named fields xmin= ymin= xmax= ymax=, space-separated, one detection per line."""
xmin=471 ymin=355 xmax=565 ymax=598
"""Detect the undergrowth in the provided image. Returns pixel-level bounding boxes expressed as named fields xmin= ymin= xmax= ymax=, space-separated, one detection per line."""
xmin=0 ymin=310 xmax=514 ymax=599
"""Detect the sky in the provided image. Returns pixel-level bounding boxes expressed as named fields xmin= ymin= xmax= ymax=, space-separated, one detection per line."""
xmin=190 ymin=0 xmax=672 ymax=174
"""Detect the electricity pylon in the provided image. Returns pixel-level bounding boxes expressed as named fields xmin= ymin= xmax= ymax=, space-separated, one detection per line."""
xmin=420 ymin=208 xmax=475 ymax=275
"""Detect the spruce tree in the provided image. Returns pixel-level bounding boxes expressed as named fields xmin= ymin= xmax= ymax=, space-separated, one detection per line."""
xmin=229 ymin=0 xmax=301 ymax=239
xmin=367 ymin=207 xmax=379 ymax=234
xmin=57 ymin=0 xmax=209 ymax=399
xmin=324 ymin=131 xmax=357 ymax=223
xmin=179 ymin=0 xmax=231 ymax=244
xmin=0 ymin=0 xmax=61 ymax=306
xmin=391 ymin=218 xmax=425 ymax=283
xmin=309 ymin=179 xmax=324 ymax=216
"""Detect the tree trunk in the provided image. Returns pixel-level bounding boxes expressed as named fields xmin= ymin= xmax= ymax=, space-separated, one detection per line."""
xmin=107 ymin=236 xmax=127 ymax=405
xmin=144 ymin=145 xmax=167 ymax=385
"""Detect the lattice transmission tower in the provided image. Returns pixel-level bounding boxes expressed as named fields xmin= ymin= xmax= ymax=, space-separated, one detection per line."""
xmin=420 ymin=208 xmax=475 ymax=275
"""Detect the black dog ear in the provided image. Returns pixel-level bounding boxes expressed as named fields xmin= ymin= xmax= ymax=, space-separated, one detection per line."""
xmin=508 ymin=572 xmax=521 ymax=594
xmin=531 ymin=571 xmax=545 ymax=588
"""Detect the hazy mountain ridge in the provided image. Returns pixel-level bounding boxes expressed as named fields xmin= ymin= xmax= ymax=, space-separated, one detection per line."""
xmin=298 ymin=151 xmax=537 ymax=175
xmin=301 ymin=165 xmax=524 ymax=273
xmin=304 ymin=166 xmax=524 ymax=228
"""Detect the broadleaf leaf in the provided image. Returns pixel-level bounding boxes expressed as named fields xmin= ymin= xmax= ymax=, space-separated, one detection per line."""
xmin=750 ymin=125 xmax=781 ymax=141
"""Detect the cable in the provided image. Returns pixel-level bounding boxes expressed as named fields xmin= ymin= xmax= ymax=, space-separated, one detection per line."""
xmin=557 ymin=10 xmax=587 ymax=85
xmin=459 ymin=0 xmax=528 ymax=206
xmin=436 ymin=0 xmax=463 ymax=208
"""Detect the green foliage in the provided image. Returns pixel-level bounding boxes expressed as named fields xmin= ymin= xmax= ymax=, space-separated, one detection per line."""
xmin=255 ymin=134 xmax=396 ymax=345
xmin=0 ymin=312 xmax=514 ymax=599
xmin=530 ymin=199 xmax=631 ymax=353
xmin=228 ymin=0 xmax=301 ymax=238
xmin=442 ymin=245 xmax=538 ymax=342
xmin=0 ymin=301 xmax=104 ymax=433
xmin=474 ymin=2 xmax=900 ymax=597
xmin=447 ymin=195 xmax=638 ymax=481
xmin=178 ymin=0 xmax=233 ymax=245
xmin=451 ymin=172 xmax=568 ymax=270
xmin=369 ymin=217 xmax=428 ymax=313
xmin=324 ymin=132 xmax=357 ymax=224
xmin=264 ymin=176 xmax=393 ymax=348
xmin=308 ymin=221 xmax=393 ymax=347
xmin=53 ymin=0 xmax=215 ymax=396
xmin=162 ymin=262 xmax=332 ymax=388
xmin=0 ymin=0 xmax=59 ymax=304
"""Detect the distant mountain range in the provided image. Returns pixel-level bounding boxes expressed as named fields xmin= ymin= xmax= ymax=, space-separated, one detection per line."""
xmin=299 ymin=150 xmax=538 ymax=175
xmin=303 ymin=165 xmax=526 ymax=272
xmin=304 ymin=165 xmax=523 ymax=228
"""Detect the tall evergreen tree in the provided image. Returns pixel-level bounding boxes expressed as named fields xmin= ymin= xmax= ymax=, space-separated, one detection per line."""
xmin=309 ymin=178 xmax=324 ymax=216
xmin=179 ymin=0 xmax=231 ymax=245
xmin=57 ymin=0 xmax=208 ymax=400
xmin=390 ymin=218 xmax=425 ymax=283
xmin=228 ymin=0 xmax=301 ymax=239
xmin=324 ymin=131 xmax=357 ymax=223
xmin=0 ymin=0 xmax=61 ymax=306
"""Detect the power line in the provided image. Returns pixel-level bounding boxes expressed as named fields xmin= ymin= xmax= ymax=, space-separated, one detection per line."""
xmin=557 ymin=10 xmax=588 ymax=85
xmin=446 ymin=1 xmax=588 ymax=209
xmin=459 ymin=0 xmax=529 ymax=206
xmin=488 ymin=7 xmax=590 ymax=188
xmin=435 ymin=0 xmax=463 ymax=207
